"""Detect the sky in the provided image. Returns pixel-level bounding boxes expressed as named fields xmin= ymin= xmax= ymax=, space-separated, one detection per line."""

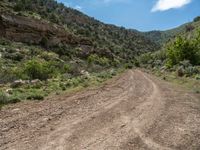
xmin=57 ymin=0 xmax=200 ymax=31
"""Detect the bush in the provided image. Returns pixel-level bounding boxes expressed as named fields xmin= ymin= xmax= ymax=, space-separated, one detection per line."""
xmin=0 ymin=91 xmax=21 ymax=106
xmin=40 ymin=52 xmax=59 ymax=61
xmin=0 ymin=67 xmax=21 ymax=84
xmin=179 ymin=60 xmax=191 ymax=68
xmin=87 ymin=54 xmax=110 ymax=66
xmin=166 ymin=36 xmax=200 ymax=67
xmin=194 ymin=16 xmax=200 ymax=22
xmin=23 ymin=59 xmax=57 ymax=80
xmin=0 ymin=91 xmax=9 ymax=105
xmin=13 ymin=1 xmax=24 ymax=11
xmin=138 ymin=53 xmax=152 ymax=65
xmin=124 ymin=63 xmax=133 ymax=69
xmin=4 ymin=52 xmax=24 ymax=61
xmin=97 ymin=71 xmax=112 ymax=79
xmin=176 ymin=66 xmax=185 ymax=77
xmin=27 ymin=94 xmax=44 ymax=100
xmin=195 ymin=75 xmax=200 ymax=80
xmin=13 ymin=0 xmax=32 ymax=12
xmin=184 ymin=66 xmax=199 ymax=76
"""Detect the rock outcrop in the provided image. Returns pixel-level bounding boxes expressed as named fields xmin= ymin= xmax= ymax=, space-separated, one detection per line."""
xmin=0 ymin=13 xmax=92 ymax=47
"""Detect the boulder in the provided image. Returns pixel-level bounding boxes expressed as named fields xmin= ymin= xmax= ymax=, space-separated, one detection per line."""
xmin=11 ymin=79 xmax=26 ymax=88
xmin=31 ymin=79 xmax=41 ymax=84
xmin=81 ymin=70 xmax=90 ymax=77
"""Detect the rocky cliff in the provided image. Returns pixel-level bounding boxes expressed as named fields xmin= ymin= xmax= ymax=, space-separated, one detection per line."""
xmin=0 ymin=14 xmax=92 ymax=47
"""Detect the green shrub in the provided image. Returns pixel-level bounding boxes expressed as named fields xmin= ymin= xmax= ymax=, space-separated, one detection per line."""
xmin=23 ymin=59 xmax=57 ymax=80
xmin=0 ymin=91 xmax=9 ymax=105
xmin=0 ymin=67 xmax=20 ymax=83
xmin=0 ymin=91 xmax=21 ymax=106
xmin=97 ymin=71 xmax=112 ymax=79
xmin=167 ymin=37 xmax=194 ymax=67
xmin=27 ymin=92 xmax=44 ymax=100
xmin=40 ymin=52 xmax=59 ymax=61
xmin=14 ymin=0 xmax=33 ymax=12
xmin=4 ymin=52 xmax=24 ymax=61
xmin=124 ymin=63 xmax=133 ymax=69
xmin=179 ymin=60 xmax=191 ymax=68
xmin=0 ymin=38 xmax=11 ymax=45
xmin=166 ymin=31 xmax=200 ymax=68
xmin=87 ymin=54 xmax=110 ymax=66
xmin=184 ymin=66 xmax=199 ymax=76
xmin=195 ymin=75 xmax=200 ymax=80
xmin=8 ymin=97 xmax=21 ymax=104
xmin=138 ymin=53 xmax=152 ymax=65
xmin=194 ymin=16 xmax=200 ymax=22
xmin=13 ymin=1 xmax=24 ymax=11
xmin=60 ymin=83 xmax=67 ymax=91
xmin=176 ymin=66 xmax=185 ymax=77
xmin=66 ymin=64 xmax=81 ymax=76
xmin=154 ymin=50 xmax=167 ymax=61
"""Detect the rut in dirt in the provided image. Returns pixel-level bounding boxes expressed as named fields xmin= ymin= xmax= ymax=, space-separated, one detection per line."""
xmin=0 ymin=70 xmax=200 ymax=150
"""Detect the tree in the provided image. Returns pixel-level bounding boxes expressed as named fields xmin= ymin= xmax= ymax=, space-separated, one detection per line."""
xmin=194 ymin=16 xmax=200 ymax=22
xmin=13 ymin=0 xmax=32 ymax=11
xmin=166 ymin=34 xmax=200 ymax=67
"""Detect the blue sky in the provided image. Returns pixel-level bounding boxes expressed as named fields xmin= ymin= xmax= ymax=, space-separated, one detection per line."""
xmin=57 ymin=0 xmax=200 ymax=31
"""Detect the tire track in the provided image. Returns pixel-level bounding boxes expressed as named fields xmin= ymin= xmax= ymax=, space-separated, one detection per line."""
xmin=0 ymin=70 xmax=200 ymax=150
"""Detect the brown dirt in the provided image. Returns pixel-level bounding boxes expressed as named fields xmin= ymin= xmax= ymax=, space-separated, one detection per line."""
xmin=0 ymin=70 xmax=200 ymax=150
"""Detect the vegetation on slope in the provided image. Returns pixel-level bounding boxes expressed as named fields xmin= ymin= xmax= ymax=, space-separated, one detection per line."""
xmin=1 ymin=0 xmax=158 ymax=60
xmin=0 ymin=0 xmax=198 ymax=107
xmin=0 ymin=37 xmax=126 ymax=108
xmin=143 ymin=16 xmax=200 ymax=46
xmin=139 ymin=27 xmax=200 ymax=94
xmin=138 ymin=29 xmax=200 ymax=82
xmin=0 ymin=0 xmax=157 ymax=107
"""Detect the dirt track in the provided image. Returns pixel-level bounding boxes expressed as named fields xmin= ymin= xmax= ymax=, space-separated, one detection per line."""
xmin=0 ymin=70 xmax=200 ymax=150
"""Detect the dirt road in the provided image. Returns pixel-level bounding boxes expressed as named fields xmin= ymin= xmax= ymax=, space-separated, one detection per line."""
xmin=0 ymin=70 xmax=200 ymax=150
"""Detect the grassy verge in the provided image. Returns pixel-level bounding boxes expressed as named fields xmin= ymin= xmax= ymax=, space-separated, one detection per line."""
xmin=0 ymin=68 xmax=125 ymax=109
xmin=147 ymin=69 xmax=200 ymax=94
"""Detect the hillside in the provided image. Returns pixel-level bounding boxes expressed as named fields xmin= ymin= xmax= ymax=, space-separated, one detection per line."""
xmin=138 ymin=20 xmax=200 ymax=83
xmin=0 ymin=1 xmax=200 ymax=149
xmin=0 ymin=0 xmax=159 ymax=106
xmin=0 ymin=0 xmax=158 ymax=59
xmin=143 ymin=17 xmax=200 ymax=46
xmin=0 ymin=0 xmax=199 ymax=107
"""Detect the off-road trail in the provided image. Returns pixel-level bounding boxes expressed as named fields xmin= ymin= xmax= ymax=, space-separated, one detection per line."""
xmin=0 ymin=70 xmax=200 ymax=150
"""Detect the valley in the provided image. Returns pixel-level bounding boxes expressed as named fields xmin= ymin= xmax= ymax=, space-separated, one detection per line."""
xmin=0 ymin=0 xmax=200 ymax=149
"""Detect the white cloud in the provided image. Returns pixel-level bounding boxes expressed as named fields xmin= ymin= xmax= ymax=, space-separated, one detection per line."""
xmin=151 ymin=0 xmax=192 ymax=12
